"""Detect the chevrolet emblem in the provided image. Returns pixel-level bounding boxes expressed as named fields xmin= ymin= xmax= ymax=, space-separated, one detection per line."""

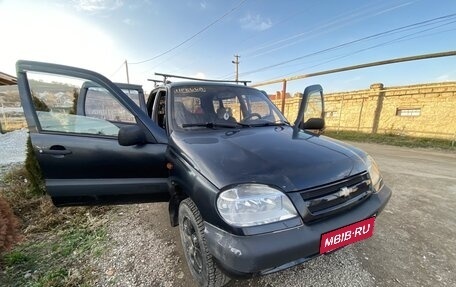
xmin=338 ymin=186 xmax=356 ymax=197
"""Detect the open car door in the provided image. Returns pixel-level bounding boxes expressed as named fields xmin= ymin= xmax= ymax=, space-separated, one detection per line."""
xmin=16 ymin=60 xmax=169 ymax=206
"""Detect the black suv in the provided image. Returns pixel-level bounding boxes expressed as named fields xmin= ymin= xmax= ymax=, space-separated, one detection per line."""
xmin=16 ymin=60 xmax=391 ymax=286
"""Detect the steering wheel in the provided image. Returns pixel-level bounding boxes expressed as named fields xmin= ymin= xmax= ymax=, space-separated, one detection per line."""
xmin=243 ymin=113 xmax=262 ymax=121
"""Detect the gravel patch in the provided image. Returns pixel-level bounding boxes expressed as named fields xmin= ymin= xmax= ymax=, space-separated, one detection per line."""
xmin=89 ymin=202 xmax=375 ymax=287
xmin=0 ymin=129 xmax=28 ymax=183
xmin=0 ymin=129 xmax=28 ymax=166
xmin=92 ymin=204 xmax=191 ymax=287
xmin=253 ymin=248 xmax=374 ymax=287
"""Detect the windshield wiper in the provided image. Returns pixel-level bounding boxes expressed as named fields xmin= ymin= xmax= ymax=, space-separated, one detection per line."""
xmin=248 ymin=121 xmax=291 ymax=127
xmin=182 ymin=122 xmax=239 ymax=129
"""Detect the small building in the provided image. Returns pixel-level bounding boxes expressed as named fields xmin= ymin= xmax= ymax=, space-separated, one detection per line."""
xmin=0 ymin=71 xmax=17 ymax=86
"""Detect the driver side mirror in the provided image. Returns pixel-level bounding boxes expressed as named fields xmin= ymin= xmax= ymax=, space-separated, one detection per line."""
xmin=118 ymin=125 xmax=147 ymax=146
xmin=294 ymin=85 xmax=325 ymax=131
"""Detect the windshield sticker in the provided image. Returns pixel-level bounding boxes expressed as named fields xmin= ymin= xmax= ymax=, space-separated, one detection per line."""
xmin=174 ymin=87 xmax=206 ymax=94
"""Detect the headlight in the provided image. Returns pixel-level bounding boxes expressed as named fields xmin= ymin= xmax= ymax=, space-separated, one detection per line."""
xmin=216 ymin=184 xmax=298 ymax=227
xmin=366 ymin=155 xmax=383 ymax=192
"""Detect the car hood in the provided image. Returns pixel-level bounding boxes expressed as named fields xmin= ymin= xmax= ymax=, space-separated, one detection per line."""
xmin=171 ymin=126 xmax=367 ymax=192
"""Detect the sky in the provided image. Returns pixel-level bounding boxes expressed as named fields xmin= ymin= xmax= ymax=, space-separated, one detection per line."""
xmin=1 ymin=0 xmax=456 ymax=94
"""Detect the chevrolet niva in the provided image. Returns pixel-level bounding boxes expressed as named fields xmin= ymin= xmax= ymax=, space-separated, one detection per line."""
xmin=16 ymin=60 xmax=391 ymax=286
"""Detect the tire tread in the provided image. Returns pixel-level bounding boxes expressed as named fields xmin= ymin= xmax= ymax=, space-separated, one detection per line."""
xmin=180 ymin=198 xmax=230 ymax=287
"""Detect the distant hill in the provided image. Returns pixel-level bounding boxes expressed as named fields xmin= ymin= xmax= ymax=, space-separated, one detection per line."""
xmin=28 ymin=79 xmax=76 ymax=94
xmin=0 ymin=85 xmax=19 ymax=105
xmin=0 ymin=80 xmax=75 ymax=107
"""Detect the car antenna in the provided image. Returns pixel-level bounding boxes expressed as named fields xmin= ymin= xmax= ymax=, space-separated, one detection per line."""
xmin=154 ymin=72 xmax=251 ymax=86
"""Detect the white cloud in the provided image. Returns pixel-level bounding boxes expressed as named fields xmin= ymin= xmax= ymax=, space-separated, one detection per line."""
xmin=200 ymin=1 xmax=207 ymax=9
xmin=240 ymin=13 xmax=272 ymax=31
xmin=73 ymin=0 xmax=123 ymax=12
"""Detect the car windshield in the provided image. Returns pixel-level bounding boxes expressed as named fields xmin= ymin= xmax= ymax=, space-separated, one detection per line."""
xmin=171 ymin=85 xmax=287 ymax=129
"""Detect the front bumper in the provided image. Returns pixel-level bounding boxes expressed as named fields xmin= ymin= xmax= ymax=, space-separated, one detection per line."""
xmin=204 ymin=184 xmax=392 ymax=277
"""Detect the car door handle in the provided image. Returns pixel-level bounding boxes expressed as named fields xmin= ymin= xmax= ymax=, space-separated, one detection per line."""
xmin=40 ymin=146 xmax=72 ymax=156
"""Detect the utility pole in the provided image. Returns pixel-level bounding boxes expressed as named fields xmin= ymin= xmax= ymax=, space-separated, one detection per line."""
xmin=232 ymin=55 xmax=240 ymax=83
xmin=125 ymin=59 xmax=130 ymax=84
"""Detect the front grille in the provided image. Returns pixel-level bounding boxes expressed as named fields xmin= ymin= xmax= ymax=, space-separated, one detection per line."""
xmin=299 ymin=172 xmax=372 ymax=223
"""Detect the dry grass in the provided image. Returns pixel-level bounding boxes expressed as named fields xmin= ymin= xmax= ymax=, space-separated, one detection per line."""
xmin=0 ymin=165 xmax=111 ymax=286
xmin=0 ymin=119 xmax=27 ymax=133
xmin=0 ymin=196 xmax=21 ymax=254
xmin=1 ymin=165 xmax=109 ymax=233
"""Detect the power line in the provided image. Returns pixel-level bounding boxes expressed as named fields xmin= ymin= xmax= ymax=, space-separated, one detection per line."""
xmin=129 ymin=0 xmax=247 ymax=65
xmin=263 ymin=19 xmax=456 ymax=80
xmin=218 ymin=14 xmax=455 ymax=83
xmin=251 ymin=51 xmax=456 ymax=87
xmin=219 ymin=1 xmax=418 ymax=81
xmin=239 ymin=0 xmax=416 ymax=58
xmin=273 ymin=20 xmax=456 ymax=80
xmin=240 ymin=13 xmax=456 ymax=76
xmin=238 ymin=13 xmax=456 ymax=78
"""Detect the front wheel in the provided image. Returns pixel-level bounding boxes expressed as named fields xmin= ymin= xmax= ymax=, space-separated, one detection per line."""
xmin=178 ymin=198 xmax=230 ymax=287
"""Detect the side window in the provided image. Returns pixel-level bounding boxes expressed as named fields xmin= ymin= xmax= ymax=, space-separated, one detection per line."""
xmin=85 ymin=87 xmax=136 ymax=123
xmin=121 ymin=88 xmax=140 ymax=106
xmin=27 ymin=72 xmax=134 ymax=137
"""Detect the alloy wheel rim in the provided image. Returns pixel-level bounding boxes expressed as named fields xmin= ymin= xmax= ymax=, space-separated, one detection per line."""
xmin=182 ymin=217 xmax=203 ymax=274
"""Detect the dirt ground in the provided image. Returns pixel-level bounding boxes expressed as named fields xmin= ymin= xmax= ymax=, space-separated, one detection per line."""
xmin=92 ymin=142 xmax=456 ymax=287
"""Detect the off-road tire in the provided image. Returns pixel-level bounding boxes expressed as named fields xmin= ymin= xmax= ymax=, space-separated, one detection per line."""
xmin=178 ymin=198 xmax=231 ymax=287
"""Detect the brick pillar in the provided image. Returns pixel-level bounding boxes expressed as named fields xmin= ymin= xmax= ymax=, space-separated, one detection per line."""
xmin=371 ymin=83 xmax=384 ymax=134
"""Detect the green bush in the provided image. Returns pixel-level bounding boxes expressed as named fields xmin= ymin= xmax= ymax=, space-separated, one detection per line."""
xmin=32 ymin=94 xmax=50 ymax=112
xmin=25 ymin=95 xmax=49 ymax=195
xmin=69 ymin=88 xmax=79 ymax=115
xmin=25 ymin=136 xmax=46 ymax=195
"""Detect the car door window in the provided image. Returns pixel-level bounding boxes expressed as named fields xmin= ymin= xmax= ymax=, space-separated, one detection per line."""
xmin=121 ymin=88 xmax=140 ymax=106
xmin=27 ymin=71 xmax=135 ymax=137
xmin=85 ymin=87 xmax=136 ymax=123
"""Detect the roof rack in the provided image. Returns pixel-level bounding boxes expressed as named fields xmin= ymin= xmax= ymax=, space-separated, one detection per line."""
xmin=154 ymin=72 xmax=251 ymax=86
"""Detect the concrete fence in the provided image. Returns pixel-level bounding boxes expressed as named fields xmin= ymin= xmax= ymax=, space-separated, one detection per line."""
xmin=270 ymin=82 xmax=456 ymax=140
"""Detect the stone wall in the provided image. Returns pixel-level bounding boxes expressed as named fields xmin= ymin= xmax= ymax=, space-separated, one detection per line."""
xmin=272 ymin=82 xmax=456 ymax=139
xmin=271 ymin=97 xmax=301 ymax=123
